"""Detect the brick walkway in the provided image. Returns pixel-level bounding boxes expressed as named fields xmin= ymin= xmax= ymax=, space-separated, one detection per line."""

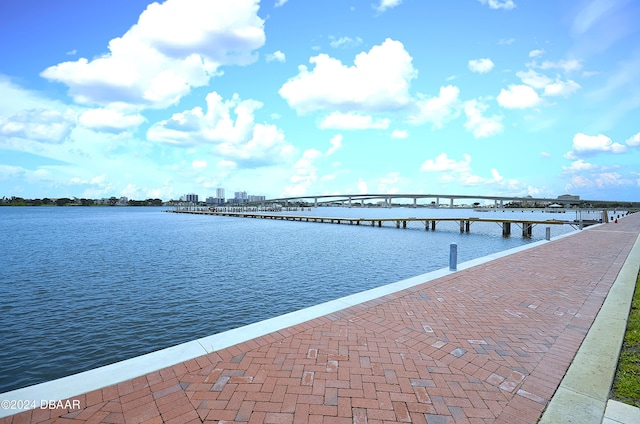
xmin=3 ymin=214 xmax=639 ymax=424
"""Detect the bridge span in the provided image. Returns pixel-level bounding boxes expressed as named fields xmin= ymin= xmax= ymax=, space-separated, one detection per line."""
xmin=250 ymin=193 xmax=623 ymax=208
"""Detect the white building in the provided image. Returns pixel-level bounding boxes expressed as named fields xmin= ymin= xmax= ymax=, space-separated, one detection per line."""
xmin=557 ymin=194 xmax=580 ymax=201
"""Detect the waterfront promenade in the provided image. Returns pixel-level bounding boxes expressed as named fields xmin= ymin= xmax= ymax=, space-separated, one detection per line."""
xmin=1 ymin=213 xmax=639 ymax=423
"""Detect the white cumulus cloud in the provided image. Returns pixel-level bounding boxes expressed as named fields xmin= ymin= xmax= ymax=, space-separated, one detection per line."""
xmin=329 ymin=36 xmax=363 ymax=49
xmin=375 ymin=0 xmax=402 ymax=13
xmin=497 ymin=84 xmax=541 ymax=109
xmin=562 ymin=159 xmax=598 ymax=173
xmin=516 ymin=69 xmax=580 ymax=98
xmin=528 ymin=49 xmax=545 ymax=58
xmin=468 ymin=58 xmax=495 ymax=73
xmin=463 ymin=100 xmax=503 ymax=138
xmin=595 ymin=172 xmax=624 ymax=188
xmin=566 ymin=172 xmax=627 ymax=191
xmin=79 ymin=108 xmax=145 ymax=133
xmin=390 ymin=129 xmax=408 ymax=139
xmin=516 ymin=69 xmax=552 ymax=89
xmin=40 ymin=0 xmax=265 ymax=109
xmin=478 ymin=0 xmax=516 ymax=10
xmin=625 ymin=132 xmax=640 ymax=146
xmin=543 ymin=79 xmax=581 ymax=97
xmin=565 ymin=133 xmax=627 ymax=159
xmin=283 ymin=148 xmax=324 ymax=196
xmin=326 ymin=134 xmax=343 ymax=156
xmin=279 ymin=38 xmax=417 ymax=114
xmin=565 ymin=175 xmax=594 ymax=190
xmin=266 ymin=50 xmax=286 ymax=63
xmin=408 ymin=85 xmax=461 ymax=128
xmin=319 ymin=112 xmax=390 ymax=130
xmin=420 ymin=153 xmax=472 ymax=173
xmin=538 ymin=59 xmax=582 ymax=73
xmin=191 ymin=159 xmax=208 ymax=169
xmin=0 ymin=108 xmax=77 ymax=144
xmin=147 ymin=91 xmax=295 ymax=165
xmin=421 ymin=152 xmax=522 ymax=190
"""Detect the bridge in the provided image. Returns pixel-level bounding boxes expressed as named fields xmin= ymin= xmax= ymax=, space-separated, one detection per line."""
xmin=246 ymin=193 xmax=636 ymax=209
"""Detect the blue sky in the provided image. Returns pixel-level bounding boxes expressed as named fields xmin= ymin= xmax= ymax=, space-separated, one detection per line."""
xmin=0 ymin=0 xmax=638 ymax=202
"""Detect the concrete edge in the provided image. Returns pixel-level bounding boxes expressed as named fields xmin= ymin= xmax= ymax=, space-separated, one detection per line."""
xmin=539 ymin=232 xmax=640 ymax=424
xmin=0 ymin=228 xmax=581 ymax=419
xmin=604 ymin=400 xmax=640 ymax=423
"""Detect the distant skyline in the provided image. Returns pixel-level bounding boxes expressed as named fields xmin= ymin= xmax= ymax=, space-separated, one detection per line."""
xmin=0 ymin=0 xmax=639 ymax=202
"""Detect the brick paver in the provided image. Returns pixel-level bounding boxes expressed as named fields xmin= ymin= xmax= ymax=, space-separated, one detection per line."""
xmin=3 ymin=214 xmax=639 ymax=423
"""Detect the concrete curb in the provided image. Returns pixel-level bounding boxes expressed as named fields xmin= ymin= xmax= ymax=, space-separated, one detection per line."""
xmin=604 ymin=399 xmax=640 ymax=423
xmin=539 ymin=231 xmax=640 ymax=423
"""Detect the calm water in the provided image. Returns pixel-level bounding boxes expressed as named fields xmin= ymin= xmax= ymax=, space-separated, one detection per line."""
xmin=0 ymin=206 xmax=583 ymax=393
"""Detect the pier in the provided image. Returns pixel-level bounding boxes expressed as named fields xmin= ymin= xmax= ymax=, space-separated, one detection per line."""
xmin=170 ymin=209 xmax=576 ymax=237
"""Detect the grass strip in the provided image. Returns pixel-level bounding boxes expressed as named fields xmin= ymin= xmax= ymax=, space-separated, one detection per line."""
xmin=611 ymin=270 xmax=640 ymax=407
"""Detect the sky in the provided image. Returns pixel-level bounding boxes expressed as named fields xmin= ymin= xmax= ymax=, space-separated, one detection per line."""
xmin=0 ymin=0 xmax=639 ymax=202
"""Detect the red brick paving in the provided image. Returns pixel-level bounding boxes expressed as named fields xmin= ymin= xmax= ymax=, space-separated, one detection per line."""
xmin=2 ymin=214 xmax=639 ymax=423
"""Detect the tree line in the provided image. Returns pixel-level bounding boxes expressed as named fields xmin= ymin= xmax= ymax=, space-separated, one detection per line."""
xmin=0 ymin=196 xmax=164 ymax=207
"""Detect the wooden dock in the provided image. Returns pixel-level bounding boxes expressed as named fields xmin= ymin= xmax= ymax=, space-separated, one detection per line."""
xmin=169 ymin=209 xmax=579 ymax=237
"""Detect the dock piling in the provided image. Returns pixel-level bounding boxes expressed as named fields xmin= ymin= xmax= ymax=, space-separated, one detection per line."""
xmin=449 ymin=243 xmax=458 ymax=271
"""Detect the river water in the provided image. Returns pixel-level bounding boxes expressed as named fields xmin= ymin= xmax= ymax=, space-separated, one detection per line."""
xmin=0 ymin=206 xmax=600 ymax=392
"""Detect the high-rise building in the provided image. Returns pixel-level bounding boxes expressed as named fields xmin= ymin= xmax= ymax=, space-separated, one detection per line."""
xmin=185 ymin=193 xmax=199 ymax=203
xmin=216 ymin=188 xmax=225 ymax=199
